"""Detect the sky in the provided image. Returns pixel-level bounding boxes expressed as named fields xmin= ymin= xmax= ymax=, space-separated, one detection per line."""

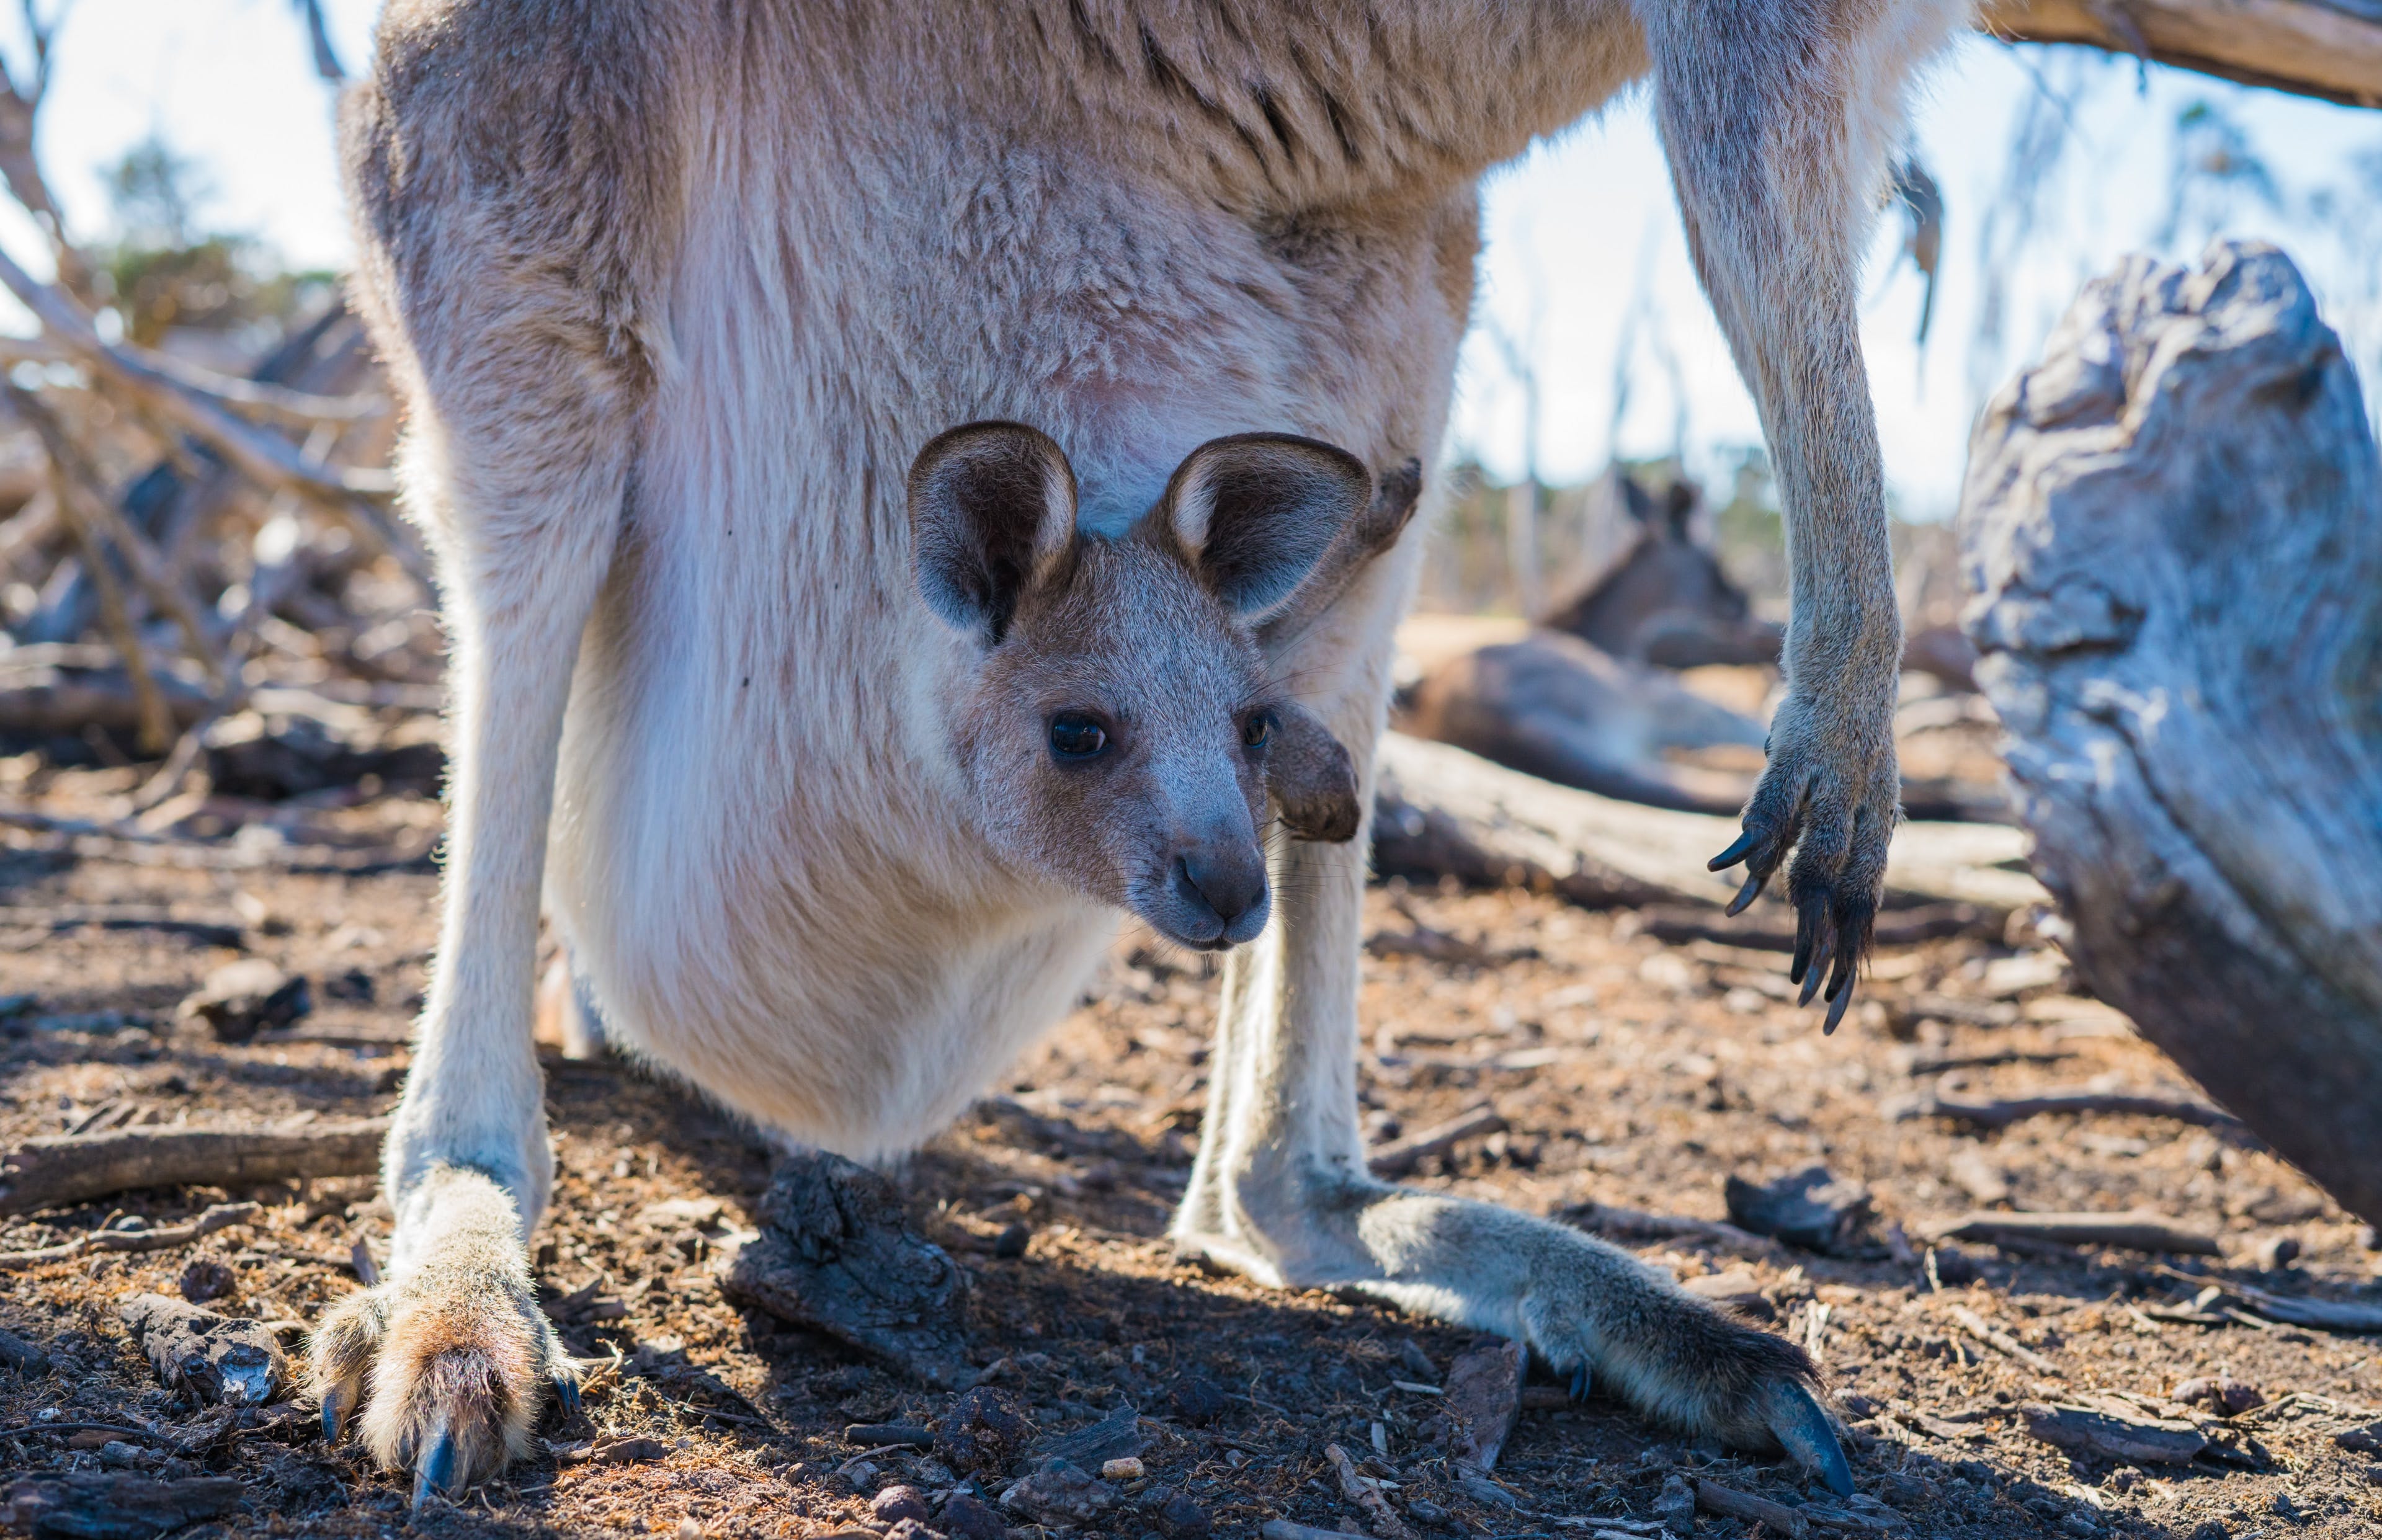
xmin=16 ymin=1 xmax=2382 ymax=522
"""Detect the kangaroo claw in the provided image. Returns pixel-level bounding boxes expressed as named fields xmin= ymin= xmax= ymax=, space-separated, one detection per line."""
xmin=413 ymin=1423 xmax=460 ymax=1511
xmin=1767 ymin=1380 xmax=1853 ymax=1497
xmin=320 ymin=1384 xmax=350 ymax=1443
xmin=1569 ymin=1363 xmax=1591 ymax=1400
xmin=552 ymin=1371 xmax=582 ymax=1418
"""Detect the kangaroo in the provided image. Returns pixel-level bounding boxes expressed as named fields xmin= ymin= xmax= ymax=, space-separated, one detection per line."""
xmin=313 ymin=0 xmax=1968 ymax=1503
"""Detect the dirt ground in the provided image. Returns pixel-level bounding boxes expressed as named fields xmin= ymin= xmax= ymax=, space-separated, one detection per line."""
xmin=2 ymin=765 xmax=2380 ymax=1540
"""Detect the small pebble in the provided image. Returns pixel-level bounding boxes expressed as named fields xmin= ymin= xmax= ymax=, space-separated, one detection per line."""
xmin=675 ymin=1520 xmax=701 ymax=1540
xmin=1101 ymin=1456 xmax=1144 ymax=1480
xmin=992 ymin=1222 xmax=1032 ymax=1260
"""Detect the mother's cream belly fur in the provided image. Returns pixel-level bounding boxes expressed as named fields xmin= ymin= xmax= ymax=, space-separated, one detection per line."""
xmin=551 ymin=778 xmax=1120 ymax=1157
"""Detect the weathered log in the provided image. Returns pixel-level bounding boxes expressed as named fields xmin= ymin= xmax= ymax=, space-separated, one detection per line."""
xmin=0 ymin=1120 xmax=387 ymax=1215
xmin=1984 ymin=0 xmax=2382 ymax=109
xmin=1960 ymin=242 xmax=2382 ymax=1228
xmin=1371 ymin=732 xmax=2044 ymax=914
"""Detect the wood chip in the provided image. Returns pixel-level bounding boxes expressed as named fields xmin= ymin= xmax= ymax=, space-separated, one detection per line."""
xmin=1326 ymin=1442 xmax=1412 ymax=1540
xmin=1443 ymin=1338 xmax=1523 ymax=1471
xmin=2020 ymin=1401 xmax=2206 ymax=1464
xmin=1695 ymin=1478 xmax=1807 ymax=1538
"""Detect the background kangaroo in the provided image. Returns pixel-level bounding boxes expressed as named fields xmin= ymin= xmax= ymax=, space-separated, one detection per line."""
xmin=314 ymin=0 xmax=1969 ymax=1502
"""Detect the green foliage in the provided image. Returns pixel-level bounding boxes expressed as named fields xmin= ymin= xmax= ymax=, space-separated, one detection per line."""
xmin=95 ymin=133 xmax=335 ymax=348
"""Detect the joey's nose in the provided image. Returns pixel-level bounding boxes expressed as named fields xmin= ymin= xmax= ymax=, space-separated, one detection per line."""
xmin=1175 ymin=848 xmax=1267 ymax=936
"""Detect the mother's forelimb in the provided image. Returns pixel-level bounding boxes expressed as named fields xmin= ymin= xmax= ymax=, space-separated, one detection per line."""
xmin=1639 ymin=0 xmax=1969 ymax=1027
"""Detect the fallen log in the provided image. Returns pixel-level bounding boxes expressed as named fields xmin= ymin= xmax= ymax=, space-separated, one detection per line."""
xmin=1885 ymin=1086 xmax=2242 ymax=1133
xmin=1960 ymin=243 xmax=2382 ymax=1228
xmin=1983 ymin=0 xmax=2382 ymax=109
xmin=1371 ymin=733 xmax=2044 ymax=914
xmin=1925 ymin=1210 xmax=2222 ymax=1256
xmin=0 ymin=1119 xmax=386 ymax=1215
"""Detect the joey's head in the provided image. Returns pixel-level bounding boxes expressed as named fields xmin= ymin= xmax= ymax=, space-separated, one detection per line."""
xmin=909 ymin=422 xmax=1370 ymax=949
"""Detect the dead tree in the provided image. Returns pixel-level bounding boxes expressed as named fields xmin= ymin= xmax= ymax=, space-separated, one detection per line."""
xmin=1960 ymin=240 xmax=2382 ymax=1228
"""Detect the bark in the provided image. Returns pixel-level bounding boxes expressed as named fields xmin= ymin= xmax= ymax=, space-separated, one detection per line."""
xmin=1371 ymin=732 xmax=2045 ymax=914
xmin=1984 ymin=0 xmax=2382 ymax=107
xmin=1960 ymin=241 xmax=2382 ymax=1227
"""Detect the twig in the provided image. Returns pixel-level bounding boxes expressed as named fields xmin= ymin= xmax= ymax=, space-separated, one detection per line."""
xmin=1885 ymin=1085 xmax=2241 ymax=1132
xmin=6 ymin=383 xmax=226 ymax=690
xmin=2147 ymin=1264 xmax=2382 ymax=1333
xmin=1326 ymin=1443 xmax=1413 ymax=1540
xmin=1368 ymin=1104 xmax=1505 ymax=1177
xmin=0 ymin=1118 xmax=388 ymax=1214
xmin=0 ymin=1421 xmax=163 ymax=1443
xmin=1947 ymin=1304 xmax=2058 ymax=1374
xmin=1925 ymin=1209 xmax=2221 ymax=1256
xmin=0 ymin=1201 xmax=259 ymax=1270
xmin=1558 ymin=1202 xmax=1785 ymax=1258
xmin=27 ymin=449 xmax=171 ymax=751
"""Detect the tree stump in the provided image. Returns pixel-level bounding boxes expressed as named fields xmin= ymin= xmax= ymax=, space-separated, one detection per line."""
xmin=1960 ymin=241 xmax=2382 ymax=1226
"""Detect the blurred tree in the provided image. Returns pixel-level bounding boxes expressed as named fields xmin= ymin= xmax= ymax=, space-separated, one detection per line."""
xmin=96 ymin=133 xmax=334 ymax=350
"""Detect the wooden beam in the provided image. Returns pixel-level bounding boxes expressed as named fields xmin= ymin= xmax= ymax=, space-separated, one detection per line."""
xmin=1984 ymin=0 xmax=2382 ymax=108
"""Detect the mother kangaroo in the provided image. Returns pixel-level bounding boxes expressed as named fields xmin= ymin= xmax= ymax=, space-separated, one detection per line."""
xmin=315 ymin=0 xmax=1963 ymax=1500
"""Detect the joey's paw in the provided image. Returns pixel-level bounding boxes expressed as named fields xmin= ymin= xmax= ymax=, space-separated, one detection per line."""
xmin=1708 ymin=691 xmax=1899 ymax=1033
xmin=1265 ymin=701 xmax=1360 ymax=843
xmin=310 ymin=1254 xmax=574 ymax=1506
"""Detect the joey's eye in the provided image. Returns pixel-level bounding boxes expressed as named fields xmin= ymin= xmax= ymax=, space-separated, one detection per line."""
xmin=1048 ymin=713 xmax=1108 ymax=760
xmin=1241 ymin=711 xmax=1276 ymax=750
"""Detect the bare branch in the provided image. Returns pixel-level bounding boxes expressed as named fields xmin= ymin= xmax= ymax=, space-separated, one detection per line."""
xmin=291 ymin=0 xmax=347 ymax=84
xmin=5 ymin=385 xmax=226 ymax=691
xmin=0 ymin=243 xmax=420 ymax=576
xmin=1984 ymin=0 xmax=2382 ymax=108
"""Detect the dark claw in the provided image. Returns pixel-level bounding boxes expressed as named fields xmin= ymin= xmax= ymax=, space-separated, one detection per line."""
xmin=1725 ymin=872 xmax=1768 ymax=917
xmin=1823 ymin=977 xmax=1856 ymax=1036
xmin=553 ymin=1373 xmax=581 ymax=1418
xmin=1768 ymin=1380 xmax=1855 ymax=1497
xmin=413 ymin=1425 xmax=459 ymax=1512
xmin=1797 ymin=926 xmax=1835 ymax=1007
xmin=1569 ymin=1364 xmax=1591 ymax=1401
xmin=1708 ymin=828 xmax=1761 ymax=873
xmin=320 ymin=1386 xmax=349 ymax=1443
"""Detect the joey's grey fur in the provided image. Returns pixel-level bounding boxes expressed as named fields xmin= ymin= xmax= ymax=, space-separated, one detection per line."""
xmin=312 ymin=0 xmax=1968 ymax=1500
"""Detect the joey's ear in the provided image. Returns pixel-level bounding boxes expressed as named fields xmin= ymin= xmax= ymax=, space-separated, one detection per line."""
xmin=1156 ymin=433 xmax=1371 ymax=620
xmin=908 ymin=421 xmax=1077 ymax=642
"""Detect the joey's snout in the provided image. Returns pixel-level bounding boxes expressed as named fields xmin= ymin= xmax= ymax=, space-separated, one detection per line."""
xmin=1165 ymin=837 xmax=1270 ymax=948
